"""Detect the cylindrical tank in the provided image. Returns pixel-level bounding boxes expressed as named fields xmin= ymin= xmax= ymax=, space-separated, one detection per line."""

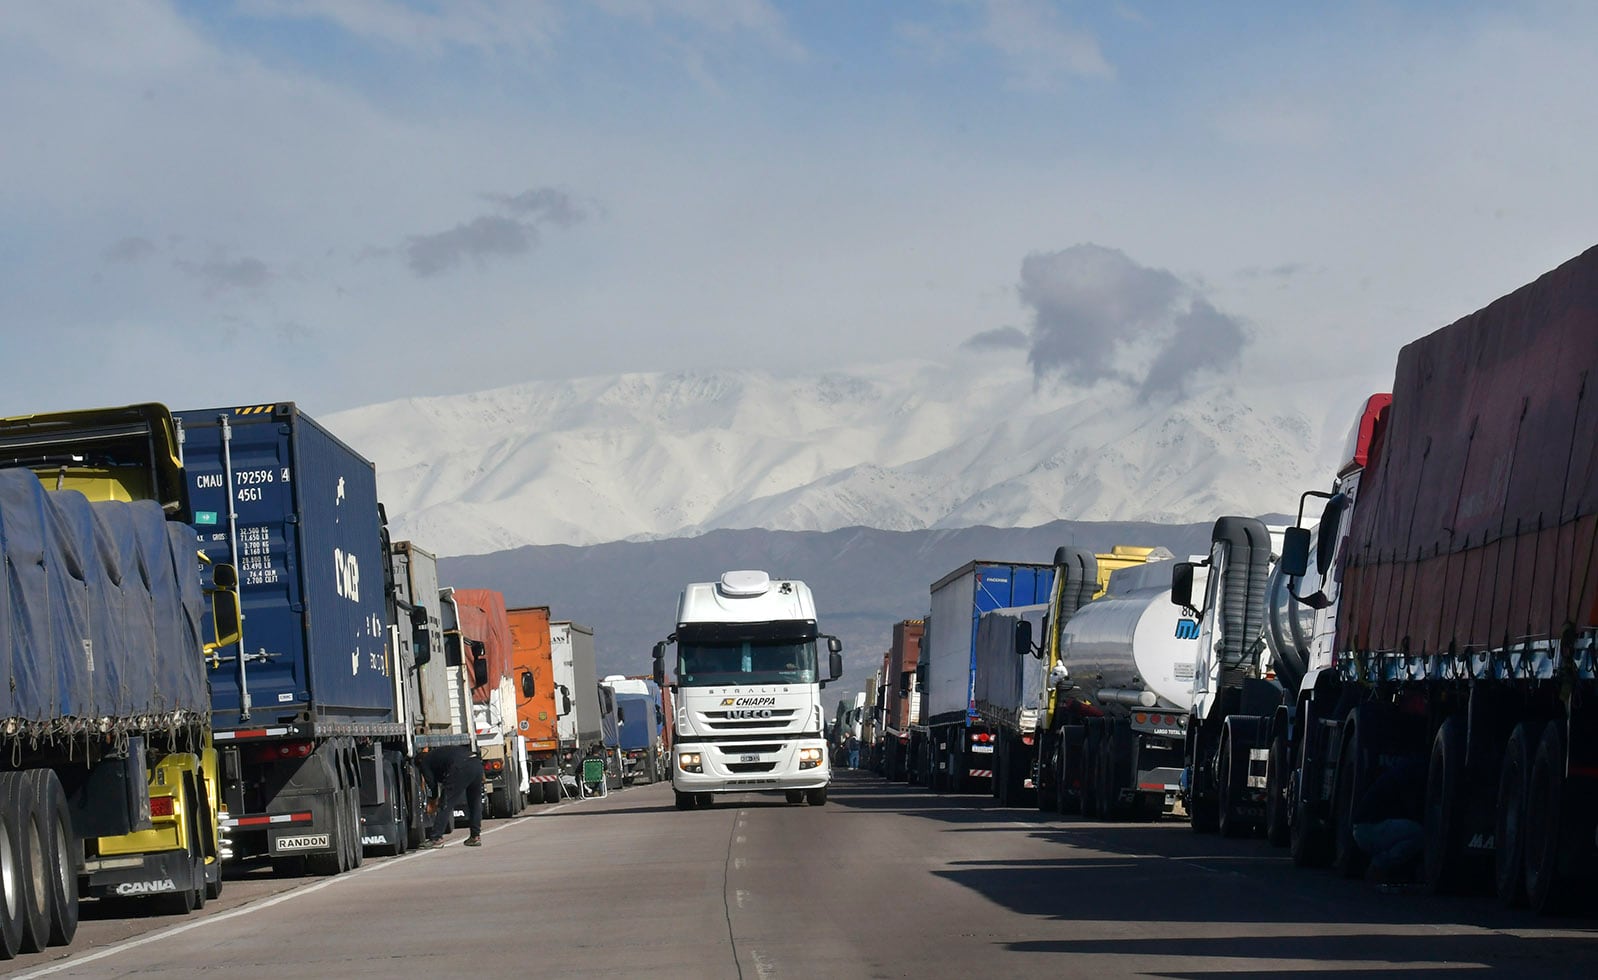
xmin=1058 ymin=560 xmax=1207 ymax=714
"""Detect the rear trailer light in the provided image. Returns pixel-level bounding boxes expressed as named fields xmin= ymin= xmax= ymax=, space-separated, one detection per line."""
xmin=150 ymin=795 xmax=176 ymax=818
xmin=245 ymin=740 xmax=314 ymax=765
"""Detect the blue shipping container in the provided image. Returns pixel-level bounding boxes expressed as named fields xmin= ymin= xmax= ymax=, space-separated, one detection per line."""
xmin=174 ymin=404 xmax=397 ymax=732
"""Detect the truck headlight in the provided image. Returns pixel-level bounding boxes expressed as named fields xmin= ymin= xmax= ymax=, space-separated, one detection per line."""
xmin=798 ymin=747 xmax=823 ymax=770
xmin=679 ymin=752 xmax=702 ymax=773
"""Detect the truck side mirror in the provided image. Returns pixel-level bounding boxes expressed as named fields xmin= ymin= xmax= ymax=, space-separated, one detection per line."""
xmin=1318 ymin=493 xmax=1349 ymax=574
xmin=652 ymin=640 xmax=667 ymax=686
xmin=205 ymin=564 xmax=242 ymax=652
xmin=520 ymin=670 xmax=535 ymax=698
xmin=617 ymin=704 xmax=627 ymax=724
xmin=1280 ymin=526 xmax=1311 ymax=577
xmin=1013 ymin=619 xmax=1033 ymax=657
xmin=409 ymin=607 xmax=433 ymax=667
xmin=827 ymin=636 xmax=842 ymax=654
xmin=829 ymin=649 xmax=843 ymax=682
xmin=1170 ymin=562 xmax=1195 ymax=608
xmin=444 ymin=633 xmax=464 ymax=667
xmin=558 ymin=684 xmax=572 ymax=716
xmin=471 ymin=656 xmax=489 ymax=689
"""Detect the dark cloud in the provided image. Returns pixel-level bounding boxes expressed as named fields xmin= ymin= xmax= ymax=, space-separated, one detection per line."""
xmin=485 ymin=188 xmax=586 ymax=227
xmin=175 ymin=254 xmax=272 ymax=292
xmin=1017 ymin=244 xmax=1248 ymax=401
xmin=963 ymin=325 xmax=1029 ymax=351
xmin=404 ymin=186 xmax=588 ymax=278
xmin=103 ymin=237 xmax=156 ymax=263
xmin=406 ymin=215 xmax=534 ymax=277
xmin=1238 ymin=262 xmax=1307 ymax=280
xmin=1140 ymin=298 xmax=1246 ymax=402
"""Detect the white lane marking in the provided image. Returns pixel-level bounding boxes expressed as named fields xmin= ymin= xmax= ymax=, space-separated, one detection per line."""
xmin=733 ymin=857 xmax=746 ymax=870
xmin=14 ymin=808 xmax=558 ymax=979
xmin=751 ymin=948 xmax=778 ymax=979
xmin=736 ymin=835 xmax=747 ymax=844
xmin=735 ymin=888 xmax=751 ymax=909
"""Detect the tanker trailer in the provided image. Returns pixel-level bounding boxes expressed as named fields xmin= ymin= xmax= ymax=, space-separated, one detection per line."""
xmin=1051 ymin=559 xmax=1207 ymax=819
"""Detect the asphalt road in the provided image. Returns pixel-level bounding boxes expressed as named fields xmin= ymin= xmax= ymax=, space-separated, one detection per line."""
xmin=8 ymin=773 xmax=1598 ymax=978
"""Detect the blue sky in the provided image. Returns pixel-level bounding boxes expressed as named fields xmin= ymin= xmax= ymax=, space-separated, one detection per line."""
xmin=3 ymin=1 xmax=1596 ymax=415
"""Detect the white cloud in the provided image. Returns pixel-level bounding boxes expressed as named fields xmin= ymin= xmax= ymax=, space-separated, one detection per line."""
xmin=237 ymin=0 xmax=561 ymax=56
xmin=975 ymin=0 xmax=1111 ymax=87
xmin=898 ymin=0 xmax=1111 ymax=89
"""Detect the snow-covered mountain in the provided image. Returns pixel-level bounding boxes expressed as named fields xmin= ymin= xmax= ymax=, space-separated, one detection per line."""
xmin=324 ymin=357 xmax=1370 ymax=556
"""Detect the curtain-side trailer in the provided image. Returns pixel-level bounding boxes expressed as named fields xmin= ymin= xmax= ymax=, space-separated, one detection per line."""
xmin=0 ymin=405 xmax=242 ymax=957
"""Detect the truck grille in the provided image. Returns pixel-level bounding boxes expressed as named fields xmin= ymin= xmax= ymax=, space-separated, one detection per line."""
xmin=726 ymin=762 xmax=778 ymax=774
xmin=703 ymin=709 xmax=798 ymax=732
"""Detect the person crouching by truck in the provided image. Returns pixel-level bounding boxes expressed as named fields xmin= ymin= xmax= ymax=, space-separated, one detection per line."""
xmin=421 ymin=745 xmax=484 ymax=848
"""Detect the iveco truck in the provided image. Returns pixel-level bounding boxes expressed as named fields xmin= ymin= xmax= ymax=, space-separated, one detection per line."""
xmin=652 ymin=570 xmax=843 ymax=810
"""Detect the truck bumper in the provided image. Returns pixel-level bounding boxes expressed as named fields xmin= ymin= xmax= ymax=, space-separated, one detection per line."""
xmin=672 ymin=738 xmax=830 ymax=795
xmin=83 ymin=847 xmax=200 ymax=900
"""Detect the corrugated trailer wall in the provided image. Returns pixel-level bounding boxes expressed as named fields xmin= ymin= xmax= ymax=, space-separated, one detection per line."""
xmin=507 ymin=606 xmax=559 ymax=748
xmin=927 ymin=562 xmax=1054 ymax=726
xmin=176 ymin=404 xmax=396 ymax=728
xmin=1340 ymin=245 xmax=1598 ymax=656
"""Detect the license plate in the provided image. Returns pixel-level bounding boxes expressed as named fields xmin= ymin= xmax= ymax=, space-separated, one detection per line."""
xmin=740 ymin=754 xmax=759 ymax=763
xmin=971 ymin=744 xmax=994 ymax=754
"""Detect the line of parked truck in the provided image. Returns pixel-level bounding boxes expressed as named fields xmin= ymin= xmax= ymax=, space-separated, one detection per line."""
xmin=858 ymin=243 xmax=1598 ymax=914
xmin=0 ymin=399 xmax=668 ymax=960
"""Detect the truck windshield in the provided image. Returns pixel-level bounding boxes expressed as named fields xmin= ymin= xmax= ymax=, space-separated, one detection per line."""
xmin=677 ymin=640 xmax=818 ymax=687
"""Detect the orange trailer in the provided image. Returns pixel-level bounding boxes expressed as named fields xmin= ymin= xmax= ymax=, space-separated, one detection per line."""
xmin=507 ymin=606 xmax=564 ymax=804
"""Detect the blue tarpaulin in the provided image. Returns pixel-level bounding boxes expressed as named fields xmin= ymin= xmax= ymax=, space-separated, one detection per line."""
xmin=0 ymin=469 xmax=208 ymax=734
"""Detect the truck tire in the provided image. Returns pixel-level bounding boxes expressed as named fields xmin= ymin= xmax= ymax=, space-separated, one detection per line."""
xmin=1423 ymin=717 xmax=1469 ymax=894
xmin=9 ymin=769 xmax=51 ymax=951
xmin=785 ymin=790 xmax=805 ymax=805
xmin=0 ymin=772 xmax=28 ymax=960
xmin=543 ymin=781 xmax=560 ymax=804
xmin=1524 ymin=722 xmax=1567 ymax=913
xmin=1331 ymin=717 xmax=1369 ymax=879
xmin=1495 ymin=721 xmax=1539 ymax=906
xmin=1060 ymin=727 xmax=1086 ymax=816
xmin=1218 ymin=724 xmax=1254 ymax=839
xmin=345 ymin=786 xmax=363 ymax=870
xmin=27 ymin=770 xmax=76 ymax=947
xmin=1265 ymin=732 xmax=1290 ymax=847
xmin=806 ymin=787 xmax=828 ymax=806
xmin=674 ymin=790 xmax=696 ymax=811
xmin=1081 ymin=724 xmax=1102 ymax=819
xmin=1289 ymin=713 xmax=1332 ymax=867
xmin=1036 ymin=742 xmax=1058 ymax=813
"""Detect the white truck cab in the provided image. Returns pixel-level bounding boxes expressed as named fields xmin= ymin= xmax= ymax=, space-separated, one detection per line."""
xmin=654 ymin=570 xmax=843 ymax=809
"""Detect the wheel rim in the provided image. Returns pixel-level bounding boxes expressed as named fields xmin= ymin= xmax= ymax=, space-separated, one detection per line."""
xmin=0 ymin=817 xmax=16 ymax=924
